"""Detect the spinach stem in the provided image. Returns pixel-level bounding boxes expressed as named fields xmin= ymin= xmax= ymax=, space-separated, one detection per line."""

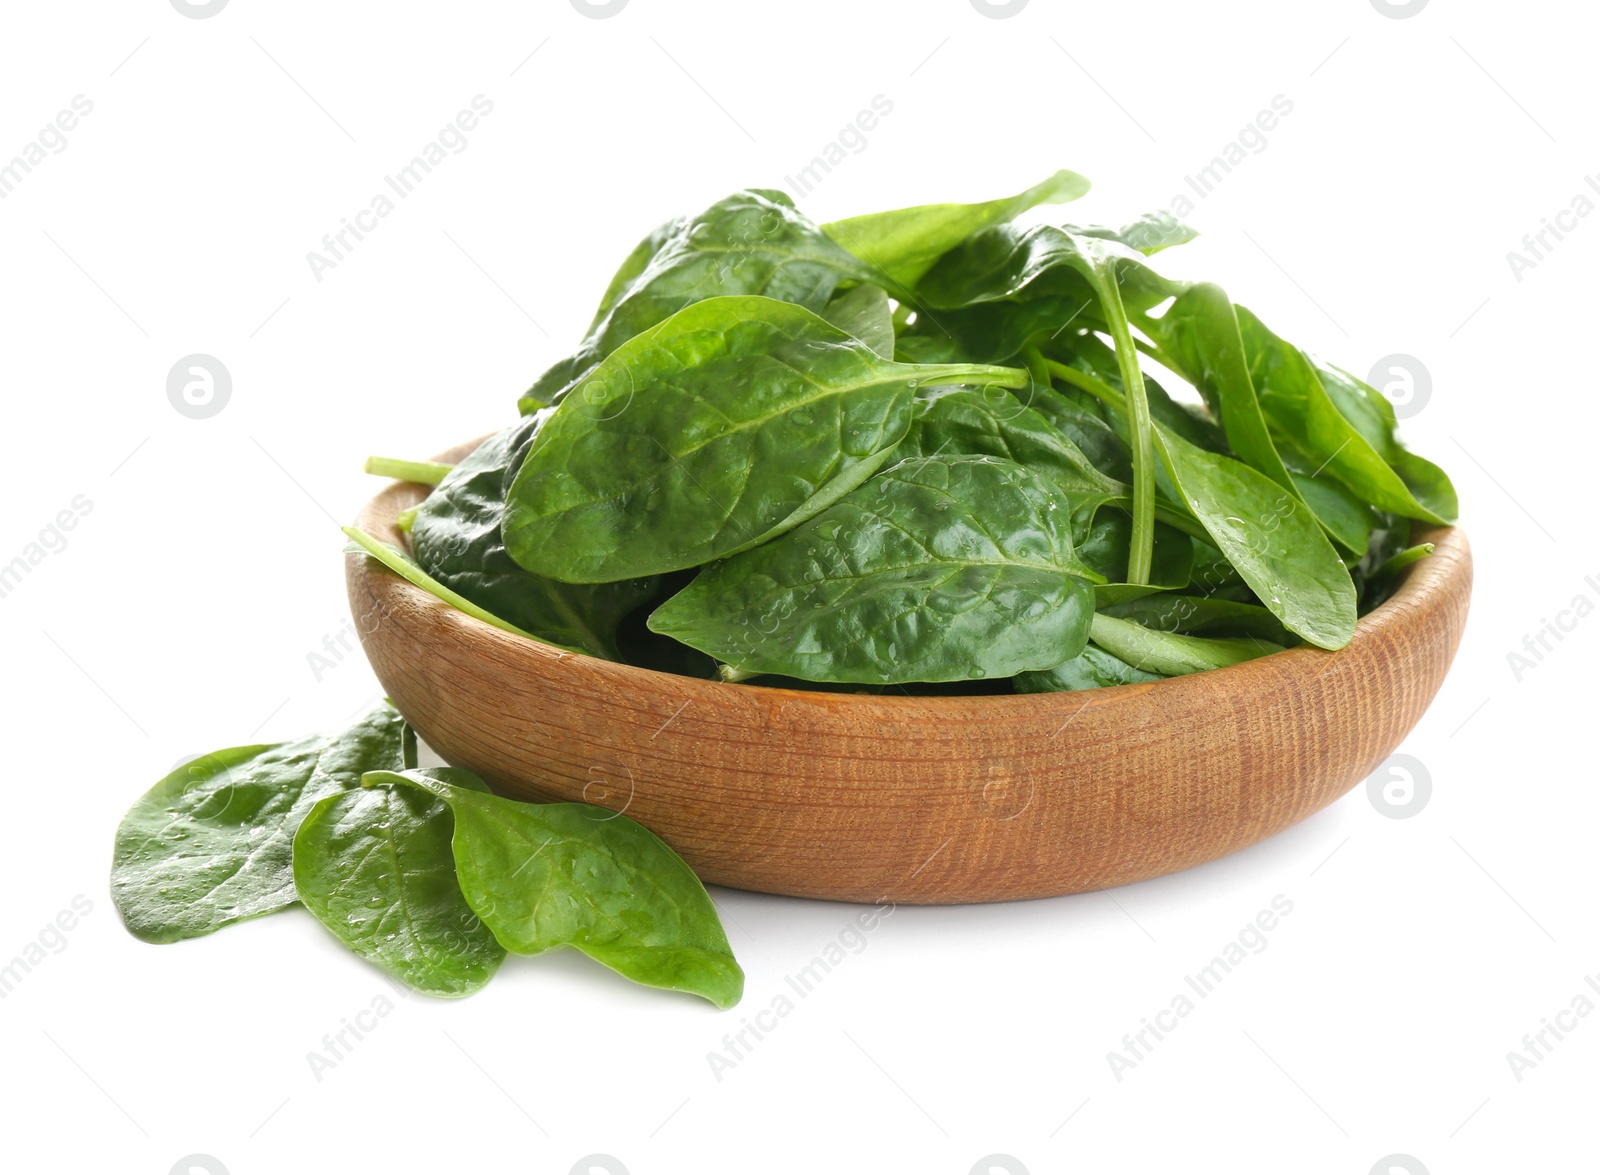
xmin=1020 ymin=345 xmax=1054 ymax=408
xmin=364 ymin=456 xmax=454 ymax=485
xmin=1042 ymin=358 xmax=1125 ymax=411
xmin=1088 ymin=269 xmax=1156 ymax=586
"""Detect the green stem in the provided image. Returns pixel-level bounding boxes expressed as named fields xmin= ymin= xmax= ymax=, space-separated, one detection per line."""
xmin=718 ymin=664 xmax=759 ymax=684
xmin=931 ymin=362 xmax=1031 ymax=390
xmin=1375 ymin=543 xmax=1434 ymax=579
xmin=1020 ymin=344 xmax=1053 ymax=406
xmin=1088 ymin=268 xmax=1156 ymax=586
xmin=396 ymin=506 xmax=420 ymax=533
xmin=363 ymin=456 xmax=454 ymax=485
xmin=1043 ymin=358 xmax=1125 ymax=412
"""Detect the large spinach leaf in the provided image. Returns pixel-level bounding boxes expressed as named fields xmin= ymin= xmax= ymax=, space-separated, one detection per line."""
xmin=648 ymin=455 xmax=1099 ymax=684
xmin=409 ymin=416 xmax=657 ymax=659
xmin=111 ymin=701 xmax=406 ymax=943
xmin=293 ymin=768 xmax=506 ymax=997
xmin=504 ymin=296 xmax=1028 ymax=584
xmin=525 ymin=189 xmax=875 ymax=408
xmin=371 ymin=769 xmax=743 ymax=1009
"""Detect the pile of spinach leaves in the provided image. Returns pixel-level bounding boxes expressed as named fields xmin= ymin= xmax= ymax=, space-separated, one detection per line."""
xmin=367 ymin=172 xmax=1455 ymax=690
xmin=111 ymin=701 xmax=742 ymax=1006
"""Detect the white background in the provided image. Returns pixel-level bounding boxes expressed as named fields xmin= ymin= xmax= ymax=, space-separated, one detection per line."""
xmin=1 ymin=1 xmax=1593 ymax=1172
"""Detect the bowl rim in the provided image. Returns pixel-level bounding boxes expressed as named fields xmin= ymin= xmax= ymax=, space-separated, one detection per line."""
xmin=350 ymin=433 xmax=1466 ymax=712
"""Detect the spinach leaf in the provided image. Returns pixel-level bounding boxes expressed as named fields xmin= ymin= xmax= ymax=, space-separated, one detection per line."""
xmin=1101 ymin=594 xmax=1293 ymax=645
xmin=1086 ymin=613 xmax=1285 ymax=677
xmin=889 ymin=385 xmax=1124 ymax=506
xmin=409 ymin=416 xmax=657 ymax=659
xmin=821 ymin=169 xmax=1091 ymax=291
xmin=504 ymin=295 xmax=1028 ymax=584
xmin=820 ymin=283 xmax=895 ymax=358
xmin=648 ymin=455 xmax=1099 ymax=684
xmin=1156 ymin=427 xmax=1357 ymax=649
xmin=1014 ymin=645 xmax=1165 ymax=693
xmin=111 ymin=701 xmax=406 ymax=943
xmin=525 ymin=189 xmax=875 ymax=407
xmin=1236 ymin=307 xmax=1453 ymax=525
xmin=1315 ymin=362 xmax=1459 ymax=521
xmin=370 ymin=770 xmax=743 ymax=1009
xmin=293 ymin=768 xmax=505 ymax=997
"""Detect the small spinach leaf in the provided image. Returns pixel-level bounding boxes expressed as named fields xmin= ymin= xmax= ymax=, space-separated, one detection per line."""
xmin=1086 ymin=613 xmax=1284 ymax=677
xmin=1014 ymin=645 xmax=1166 ymax=692
xmin=504 ymin=295 xmax=1028 ymax=584
xmin=648 ymin=455 xmax=1099 ymax=684
xmin=1101 ymin=594 xmax=1293 ymax=645
xmin=293 ymin=769 xmax=505 ymax=997
xmin=370 ymin=770 xmax=743 ymax=1009
xmin=820 ymin=283 xmax=895 ymax=358
xmin=111 ymin=701 xmax=406 ymax=943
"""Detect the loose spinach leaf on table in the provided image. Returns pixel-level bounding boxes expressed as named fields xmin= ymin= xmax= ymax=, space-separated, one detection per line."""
xmin=111 ymin=701 xmax=406 ymax=943
xmin=370 ymin=769 xmax=744 ymax=1009
xmin=503 ymin=295 xmax=1028 ymax=584
xmin=821 ymin=169 xmax=1091 ymax=292
xmin=524 ymin=189 xmax=876 ymax=409
xmin=648 ymin=455 xmax=1100 ymax=684
xmin=294 ymin=768 xmax=506 ymax=997
xmin=408 ymin=415 xmax=657 ymax=659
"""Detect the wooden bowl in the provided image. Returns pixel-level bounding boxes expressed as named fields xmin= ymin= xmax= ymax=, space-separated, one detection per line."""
xmin=348 ymin=439 xmax=1471 ymax=904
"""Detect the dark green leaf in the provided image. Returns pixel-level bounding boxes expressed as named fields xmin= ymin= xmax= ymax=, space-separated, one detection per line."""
xmin=409 ymin=417 xmax=657 ymax=659
xmin=1014 ymin=645 xmax=1165 ymax=692
xmin=1101 ymin=594 xmax=1293 ymax=645
xmin=293 ymin=770 xmax=505 ymax=997
xmin=648 ymin=455 xmax=1099 ymax=684
xmin=504 ymin=295 xmax=1027 ymax=583
xmin=1156 ymin=427 xmax=1357 ymax=649
xmin=372 ymin=770 xmax=743 ymax=1009
xmin=1236 ymin=307 xmax=1453 ymax=525
xmin=111 ymin=701 xmax=406 ymax=943
xmin=526 ymin=190 xmax=875 ymax=406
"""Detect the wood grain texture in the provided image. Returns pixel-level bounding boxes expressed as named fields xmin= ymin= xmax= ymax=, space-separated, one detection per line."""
xmin=348 ymin=438 xmax=1472 ymax=904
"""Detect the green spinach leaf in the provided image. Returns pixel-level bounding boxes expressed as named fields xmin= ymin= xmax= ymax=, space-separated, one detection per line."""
xmin=1014 ymin=645 xmax=1166 ymax=692
xmin=409 ymin=417 xmax=657 ymax=659
xmin=504 ymin=295 xmax=1027 ymax=583
xmin=822 ymin=169 xmax=1091 ymax=291
xmin=293 ymin=768 xmax=505 ymax=997
xmin=819 ymin=283 xmax=895 ymax=358
xmin=648 ymin=455 xmax=1099 ymax=684
xmin=111 ymin=701 xmax=406 ymax=943
xmin=369 ymin=770 xmax=743 ymax=1009
xmin=526 ymin=189 xmax=875 ymax=407
xmin=1086 ymin=613 xmax=1285 ymax=677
